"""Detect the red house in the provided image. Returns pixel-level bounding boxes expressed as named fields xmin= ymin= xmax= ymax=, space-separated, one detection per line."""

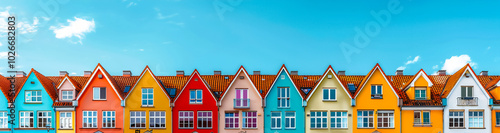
xmin=173 ymin=70 xmax=218 ymax=133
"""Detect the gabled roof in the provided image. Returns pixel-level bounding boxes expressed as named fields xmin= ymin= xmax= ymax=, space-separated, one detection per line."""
xmin=13 ymin=69 xmax=58 ymax=101
xmin=76 ymin=63 xmax=124 ymax=101
xmin=353 ymin=63 xmax=400 ymax=99
xmin=156 ymin=75 xmax=189 ymax=99
xmin=401 ymin=69 xmax=433 ymax=91
xmin=56 ymin=74 xmax=82 ymax=92
xmin=306 ymin=65 xmax=353 ymax=101
xmin=174 ymin=69 xmax=217 ymax=103
xmin=440 ymin=64 xmax=490 ymax=99
xmin=265 ymin=65 xmax=302 ymax=99
xmin=0 ymin=75 xmax=12 ymax=102
xmin=220 ymin=66 xmax=262 ymax=101
xmin=125 ymin=66 xmax=172 ymax=102
xmin=201 ymin=75 xmax=234 ymax=94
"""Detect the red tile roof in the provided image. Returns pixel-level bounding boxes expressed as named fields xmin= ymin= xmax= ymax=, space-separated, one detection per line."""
xmin=291 ymin=75 xmax=321 ymax=98
xmin=53 ymin=101 xmax=72 ymax=107
xmin=156 ymin=76 xmax=189 ymax=98
xmin=12 ymin=69 xmax=59 ymax=101
xmin=249 ymin=75 xmax=276 ymax=97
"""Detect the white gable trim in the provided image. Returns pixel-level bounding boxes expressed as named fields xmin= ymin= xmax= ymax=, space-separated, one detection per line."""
xmin=173 ymin=71 xmax=217 ymax=104
xmin=445 ymin=67 xmax=491 ymax=99
xmin=57 ymin=77 xmax=76 ymax=90
xmin=219 ymin=67 xmax=262 ymax=102
xmin=264 ymin=66 xmax=302 ymax=100
xmin=76 ymin=65 xmax=123 ymax=101
xmin=306 ymin=67 xmax=352 ymax=102
xmin=354 ymin=65 xmax=400 ymax=100
xmin=405 ymin=71 xmax=433 ymax=90
xmin=124 ymin=67 xmax=171 ymax=102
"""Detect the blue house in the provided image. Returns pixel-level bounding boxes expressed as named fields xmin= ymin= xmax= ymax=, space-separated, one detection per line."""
xmin=264 ymin=65 xmax=305 ymax=133
xmin=12 ymin=69 xmax=56 ymax=133
xmin=0 ymin=75 xmax=14 ymax=132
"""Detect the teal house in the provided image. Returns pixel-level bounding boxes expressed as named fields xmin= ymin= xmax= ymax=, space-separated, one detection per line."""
xmin=0 ymin=75 xmax=13 ymax=132
xmin=264 ymin=65 xmax=305 ymax=133
xmin=12 ymin=69 xmax=56 ymax=133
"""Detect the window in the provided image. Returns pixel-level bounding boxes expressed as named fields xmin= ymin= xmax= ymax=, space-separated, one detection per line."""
xmin=102 ymin=111 xmax=115 ymax=128
xmin=235 ymin=89 xmax=248 ymax=107
xmin=61 ymin=91 xmax=73 ymax=101
xmin=189 ymin=90 xmax=202 ymax=104
xmin=0 ymin=112 xmax=7 ymax=128
xmin=422 ymin=111 xmax=430 ymax=124
xmin=469 ymin=111 xmax=484 ymax=128
xmin=278 ymin=87 xmax=290 ymax=108
xmin=449 ymin=111 xmax=464 ymax=128
xmin=414 ymin=111 xmax=421 ymax=124
xmin=415 ymin=87 xmax=426 ymax=100
xmin=371 ymin=85 xmax=382 ymax=99
xmin=413 ymin=111 xmax=430 ymax=126
xmin=461 ymin=86 xmax=473 ymax=98
xmin=322 ymin=88 xmax=336 ymax=101
xmin=331 ymin=111 xmax=347 ymax=128
xmin=20 ymin=111 xmax=33 ymax=128
xmin=130 ymin=111 xmax=146 ymax=128
xmin=142 ymin=88 xmax=154 ymax=106
xmin=179 ymin=111 xmax=194 ymax=129
xmin=38 ymin=111 xmax=52 ymax=128
xmin=496 ymin=112 xmax=500 ymax=126
xmin=82 ymin=111 xmax=97 ymax=128
xmin=285 ymin=112 xmax=296 ymax=129
xmin=93 ymin=87 xmax=106 ymax=100
xmin=149 ymin=111 xmax=166 ymax=128
xmin=59 ymin=112 xmax=72 ymax=129
xmin=25 ymin=90 xmax=42 ymax=103
xmin=197 ymin=111 xmax=212 ymax=129
xmin=271 ymin=112 xmax=281 ymax=129
xmin=357 ymin=110 xmax=374 ymax=128
xmin=243 ymin=111 xmax=257 ymax=128
xmin=377 ymin=111 xmax=394 ymax=128
xmin=310 ymin=111 xmax=327 ymax=129
xmin=225 ymin=112 xmax=239 ymax=129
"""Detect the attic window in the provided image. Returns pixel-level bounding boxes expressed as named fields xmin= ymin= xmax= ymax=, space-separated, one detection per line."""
xmin=195 ymin=78 xmax=198 ymax=81
xmin=98 ymin=74 xmax=103 ymax=79
xmin=31 ymin=81 xmax=35 ymax=84
xmin=303 ymin=77 xmax=307 ymax=80
xmin=239 ymin=76 xmax=244 ymax=79
xmin=281 ymin=75 xmax=285 ymax=80
xmin=224 ymin=76 xmax=229 ymax=79
xmin=327 ymin=75 xmax=332 ymax=79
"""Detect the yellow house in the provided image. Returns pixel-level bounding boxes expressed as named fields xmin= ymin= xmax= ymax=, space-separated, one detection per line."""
xmin=52 ymin=74 xmax=89 ymax=133
xmin=353 ymin=64 xmax=401 ymax=133
xmin=398 ymin=69 xmax=443 ymax=133
xmin=124 ymin=66 xmax=173 ymax=133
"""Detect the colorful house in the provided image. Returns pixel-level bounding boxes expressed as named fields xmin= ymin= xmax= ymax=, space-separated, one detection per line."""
xmin=172 ymin=70 xmax=218 ymax=133
xmin=304 ymin=65 xmax=355 ymax=133
xmin=353 ymin=64 xmax=401 ymax=133
xmin=0 ymin=75 xmax=14 ymax=132
xmin=441 ymin=64 xmax=492 ymax=133
xmin=12 ymin=69 xmax=57 ymax=133
xmin=124 ymin=66 xmax=173 ymax=133
xmin=396 ymin=69 xmax=444 ymax=133
xmin=484 ymin=75 xmax=500 ymax=133
xmin=219 ymin=66 xmax=267 ymax=133
xmin=53 ymin=74 xmax=88 ymax=133
xmin=263 ymin=65 xmax=304 ymax=133
xmin=74 ymin=64 xmax=127 ymax=133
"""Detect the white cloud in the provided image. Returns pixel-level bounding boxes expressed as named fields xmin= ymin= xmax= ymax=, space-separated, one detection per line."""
xmin=440 ymin=54 xmax=476 ymax=74
xmin=405 ymin=56 xmax=420 ymax=65
xmin=0 ymin=52 xmax=7 ymax=59
xmin=126 ymin=2 xmax=137 ymax=8
xmin=18 ymin=17 xmax=39 ymax=34
xmin=396 ymin=66 xmax=406 ymax=70
xmin=71 ymin=72 xmax=76 ymax=75
xmin=139 ymin=49 xmax=144 ymax=51
xmin=0 ymin=6 xmax=39 ymax=36
xmin=50 ymin=17 xmax=95 ymax=44
xmin=155 ymin=8 xmax=179 ymax=20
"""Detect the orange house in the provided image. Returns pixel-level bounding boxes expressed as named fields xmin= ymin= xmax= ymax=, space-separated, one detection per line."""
xmin=484 ymin=76 xmax=500 ymax=132
xmin=353 ymin=64 xmax=401 ymax=133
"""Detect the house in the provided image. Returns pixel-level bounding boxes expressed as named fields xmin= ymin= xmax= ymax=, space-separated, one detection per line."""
xmin=304 ymin=65 xmax=356 ymax=133
xmin=352 ymin=64 xmax=401 ymax=133
xmin=52 ymin=73 xmax=89 ymax=133
xmin=441 ymin=64 xmax=492 ymax=133
xmin=484 ymin=73 xmax=500 ymax=133
xmin=172 ymin=70 xmax=218 ymax=133
xmin=263 ymin=65 xmax=304 ymax=133
xmin=0 ymin=75 xmax=15 ymax=132
xmin=123 ymin=66 xmax=173 ymax=133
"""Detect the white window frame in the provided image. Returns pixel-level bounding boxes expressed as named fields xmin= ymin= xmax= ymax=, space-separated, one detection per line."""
xmin=179 ymin=111 xmax=194 ymax=129
xmin=377 ymin=111 xmax=394 ymax=128
xmin=25 ymin=90 xmax=42 ymax=103
xmin=141 ymin=88 xmax=154 ymax=107
xmin=102 ymin=111 xmax=115 ymax=128
xmin=310 ymin=111 xmax=328 ymax=129
xmin=189 ymin=89 xmax=202 ymax=104
xmin=371 ymin=85 xmax=383 ymax=98
xmin=357 ymin=110 xmax=374 ymax=128
xmin=149 ymin=111 xmax=166 ymax=128
xmin=242 ymin=111 xmax=257 ymax=129
xmin=224 ymin=112 xmax=239 ymax=129
xmin=93 ymin=87 xmax=106 ymax=100
xmin=278 ymin=87 xmax=290 ymax=108
xmin=82 ymin=111 xmax=97 ymax=128
xmin=197 ymin=111 xmax=212 ymax=129
xmin=285 ymin=111 xmax=296 ymax=129
xmin=469 ymin=110 xmax=484 ymax=128
xmin=449 ymin=111 xmax=464 ymax=128
xmin=61 ymin=91 xmax=74 ymax=101
xmin=415 ymin=87 xmax=426 ymax=100
xmin=331 ymin=111 xmax=347 ymax=128
xmin=20 ymin=111 xmax=34 ymax=128
xmin=414 ymin=111 xmax=421 ymax=124
xmin=0 ymin=112 xmax=7 ymax=128
xmin=271 ymin=112 xmax=281 ymax=129
xmin=38 ymin=111 xmax=52 ymax=128
xmin=130 ymin=111 xmax=146 ymax=128
xmin=59 ymin=112 xmax=72 ymax=129
xmin=322 ymin=88 xmax=337 ymax=101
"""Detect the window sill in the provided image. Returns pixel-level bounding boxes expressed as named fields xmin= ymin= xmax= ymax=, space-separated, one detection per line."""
xmin=80 ymin=128 xmax=98 ymax=129
xmin=469 ymin=127 xmax=485 ymax=129
xmin=141 ymin=105 xmax=154 ymax=108
xmin=179 ymin=128 xmax=194 ymax=129
xmin=270 ymin=128 xmax=282 ymax=130
xmin=24 ymin=102 xmax=42 ymax=104
xmin=242 ymin=128 xmax=257 ymax=130
xmin=15 ymin=128 xmax=54 ymax=130
xmin=323 ymin=100 xmax=337 ymax=102
xmin=130 ymin=127 xmax=147 ymax=129
xmin=189 ymin=103 xmax=203 ymax=105
xmin=0 ymin=128 xmax=10 ymax=131
xmin=413 ymin=124 xmax=432 ymax=127
xmin=224 ymin=128 xmax=240 ymax=130
xmin=449 ymin=127 xmax=466 ymax=129
xmin=377 ymin=127 xmax=395 ymax=129
xmin=357 ymin=127 xmax=375 ymax=129
xmin=310 ymin=128 xmax=328 ymax=130
xmin=197 ymin=127 xmax=213 ymax=129
xmin=58 ymin=128 xmax=73 ymax=130
xmin=285 ymin=128 xmax=297 ymax=130
xmin=330 ymin=128 xmax=348 ymax=130
xmin=148 ymin=127 xmax=166 ymax=129
xmin=101 ymin=127 xmax=120 ymax=129
xmin=92 ymin=99 xmax=107 ymax=101
xmin=277 ymin=107 xmax=290 ymax=109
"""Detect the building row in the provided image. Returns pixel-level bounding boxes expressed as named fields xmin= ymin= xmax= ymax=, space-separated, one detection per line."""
xmin=0 ymin=63 xmax=499 ymax=133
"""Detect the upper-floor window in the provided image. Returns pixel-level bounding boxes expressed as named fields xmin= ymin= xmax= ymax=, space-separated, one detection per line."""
xmin=25 ymin=90 xmax=42 ymax=103
xmin=59 ymin=112 xmax=72 ymax=129
xmin=449 ymin=111 xmax=464 ymax=128
xmin=62 ymin=91 xmax=73 ymax=101
xmin=469 ymin=111 xmax=484 ymax=128
xmin=415 ymin=87 xmax=426 ymax=100
xmin=371 ymin=85 xmax=382 ymax=99
xmin=322 ymin=88 xmax=336 ymax=101
xmin=278 ymin=87 xmax=290 ymax=108
xmin=38 ymin=111 xmax=52 ymax=128
xmin=142 ymin=88 xmax=154 ymax=106
xmin=413 ymin=111 xmax=430 ymax=126
xmin=235 ymin=89 xmax=249 ymax=108
xmin=461 ymin=86 xmax=473 ymax=98
xmin=93 ymin=87 xmax=106 ymax=100
xmin=189 ymin=89 xmax=202 ymax=104
xmin=0 ymin=112 xmax=7 ymax=128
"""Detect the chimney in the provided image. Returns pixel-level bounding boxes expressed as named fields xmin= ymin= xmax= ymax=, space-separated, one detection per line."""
xmin=84 ymin=71 xmax=92 ymax=77
xmin=438 ymin=70 xmax=446 ymax=76
xmin=480 ymin=71 xmax=488 ymax=76
xmin=176 ymin=70 xmax=184 ymax=77
xmin=123 ymin=70 xmax=132 ymax=77
xmin=214 ymin=71 xmax=221 ymax=75
xmin=59 ymin=71 xmax=68 ymax=76
xmin=253 ymin=71 xmax=260 ymax=75
xmin=338 ymin=71 xmax=346 ymax=76
xmin=16 ymin=71 xmax=26 ymax=77
xmin=395 ymin=70 xmax=403 ymax=76
xmin=291 ymin=71 xmax=298 ymax=75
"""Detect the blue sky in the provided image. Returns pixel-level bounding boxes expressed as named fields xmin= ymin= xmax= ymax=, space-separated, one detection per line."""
xmin=1 ymin=0 xmax=500 ymax=76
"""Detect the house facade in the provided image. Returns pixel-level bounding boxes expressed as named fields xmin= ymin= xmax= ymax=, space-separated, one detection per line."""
xmin=0 ymin=75 xmax=13 ymax=132
xmin=54 ymin=74 xmax=83 ymax=133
